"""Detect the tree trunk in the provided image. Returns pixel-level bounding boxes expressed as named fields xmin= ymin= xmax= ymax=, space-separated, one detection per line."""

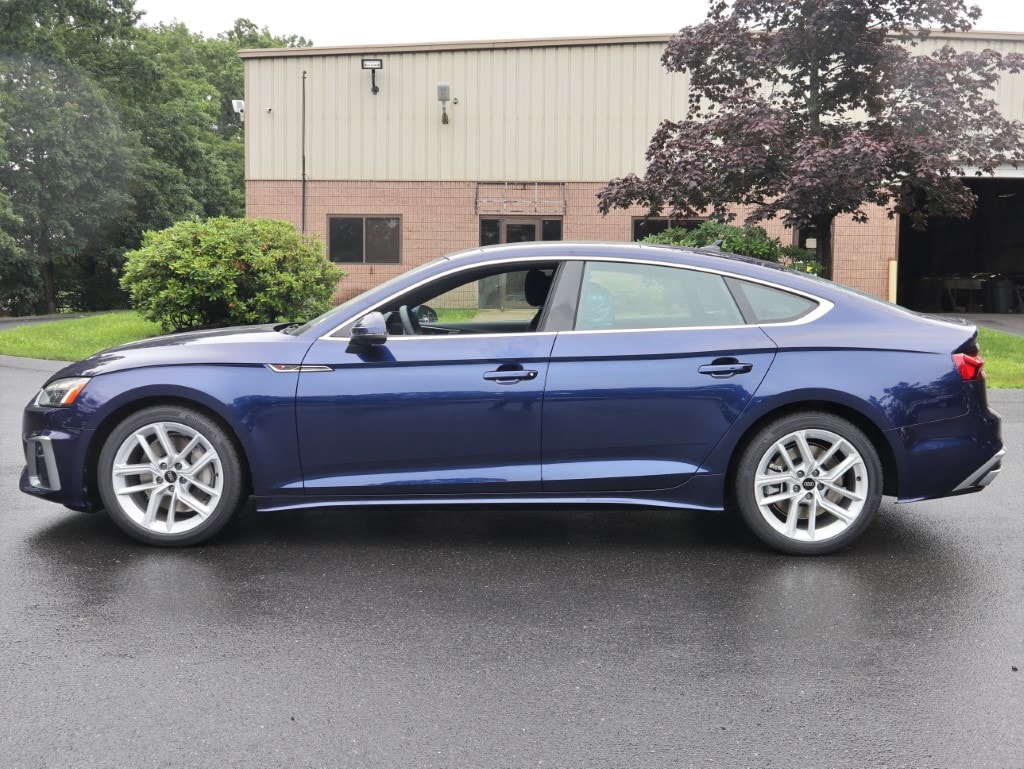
xmin=39 ymin=229 xmax=57 ymax=314
xmin=815 ymin=214 xmax=835 ymax=282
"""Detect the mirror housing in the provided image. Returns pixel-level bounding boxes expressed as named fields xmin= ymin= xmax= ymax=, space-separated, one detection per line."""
xmin=349 ymin=311 xmax=388 ymax=346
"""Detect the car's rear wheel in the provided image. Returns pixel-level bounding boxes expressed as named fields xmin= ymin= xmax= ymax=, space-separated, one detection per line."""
xmin=97 ymin=406 xmax=245 ymax=546
xmin=735 ymin=412 xmax=882 ymax=555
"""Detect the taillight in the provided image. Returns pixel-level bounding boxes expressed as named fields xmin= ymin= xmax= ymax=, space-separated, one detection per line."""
xmin=953 ymin=352 xmax=985 ymax=381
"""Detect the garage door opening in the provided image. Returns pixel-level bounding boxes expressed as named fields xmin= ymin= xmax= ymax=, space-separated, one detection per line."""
xmin=897 ymin=178 xmax=1024 ymax=313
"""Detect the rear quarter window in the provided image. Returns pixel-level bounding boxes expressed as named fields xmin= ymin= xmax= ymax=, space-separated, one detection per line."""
xmin=732 ymin=280 xmax=818 ymax=324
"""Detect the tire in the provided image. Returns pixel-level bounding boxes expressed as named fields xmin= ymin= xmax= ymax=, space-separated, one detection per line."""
xmin=97 ymin=406 xmax=246 ymax=546
xmin=734 ymin=412 xmax=882 ymax=555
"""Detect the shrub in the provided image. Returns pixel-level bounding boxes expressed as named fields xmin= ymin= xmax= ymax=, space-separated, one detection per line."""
xmin=121 ymin=218 xmax=343 ymax=331
xmin=641 ymin=221 xmax=824 ymax=274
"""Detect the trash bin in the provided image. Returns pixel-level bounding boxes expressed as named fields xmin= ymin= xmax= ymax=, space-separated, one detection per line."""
xmin=983 ymin=278 xmax=1016 ymax=314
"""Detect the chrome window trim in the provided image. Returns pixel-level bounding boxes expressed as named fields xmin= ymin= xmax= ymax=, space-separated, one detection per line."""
xmin=318 ymin=253 xmax=833 ymax=342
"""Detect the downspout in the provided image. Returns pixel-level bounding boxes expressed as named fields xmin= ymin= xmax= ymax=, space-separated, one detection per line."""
xmin=301 ymin=70 xmax=307 ymax=235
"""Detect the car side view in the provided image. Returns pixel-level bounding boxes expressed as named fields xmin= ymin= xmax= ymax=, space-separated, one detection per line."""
xmin=21 ymin=242 xmax=1004 ymax=554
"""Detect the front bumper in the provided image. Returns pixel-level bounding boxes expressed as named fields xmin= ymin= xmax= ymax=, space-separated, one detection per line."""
xmin=21 ymin=405 xmax=95 ymax=512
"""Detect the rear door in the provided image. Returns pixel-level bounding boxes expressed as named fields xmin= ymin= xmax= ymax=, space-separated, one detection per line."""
xmin=542 ymin=260 xmax=777 ymax=493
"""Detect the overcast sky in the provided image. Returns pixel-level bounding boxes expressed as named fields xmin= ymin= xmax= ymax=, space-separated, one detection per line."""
xmin=132 ymin=0 xmax=1024 ymax=46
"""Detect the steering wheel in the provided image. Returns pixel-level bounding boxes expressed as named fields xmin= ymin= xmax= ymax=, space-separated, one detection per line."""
xmin=398 ymin=305 xmax=419 ymax=336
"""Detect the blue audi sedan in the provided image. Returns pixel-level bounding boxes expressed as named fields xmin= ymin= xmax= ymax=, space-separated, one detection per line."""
xmin=21 ymin=241 xmax=1004 ymax=554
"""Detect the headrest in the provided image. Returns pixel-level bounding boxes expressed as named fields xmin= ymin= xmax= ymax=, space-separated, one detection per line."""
xmin=524 ymin=269 xmax=553 ymax=307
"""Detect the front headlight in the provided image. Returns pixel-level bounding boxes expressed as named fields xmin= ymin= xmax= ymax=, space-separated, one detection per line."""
xmin=35 ymin=377 xmax=91 ymax=408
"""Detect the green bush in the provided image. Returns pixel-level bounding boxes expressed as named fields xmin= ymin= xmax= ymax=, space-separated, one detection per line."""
xmin=121 ymin=218 xmax=343 ymax=331
xmin=641 ymin=221 xmax=824 ymax=275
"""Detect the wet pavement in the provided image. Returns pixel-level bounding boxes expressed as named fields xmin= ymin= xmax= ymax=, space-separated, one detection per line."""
xmin=1 ymin=357 xmax=1022 ymax=768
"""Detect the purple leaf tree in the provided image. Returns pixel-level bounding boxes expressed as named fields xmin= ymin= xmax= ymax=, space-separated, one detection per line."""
xmin=598 ymin=0 xmax=1024 ymax=279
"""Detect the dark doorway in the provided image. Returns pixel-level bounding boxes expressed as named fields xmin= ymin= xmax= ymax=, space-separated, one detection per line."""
xmin=898 ymin=178 xmax=1024 ymax=312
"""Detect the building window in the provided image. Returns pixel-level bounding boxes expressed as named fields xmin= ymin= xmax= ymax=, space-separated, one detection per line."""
xmin=632 ymin=217 xmax=703 ymax=241
xmin=328 ymin=216 xmax=401 ymax=263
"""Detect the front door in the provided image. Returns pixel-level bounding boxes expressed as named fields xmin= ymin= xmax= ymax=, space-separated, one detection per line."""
xmin=294 ymin=261 xmax=562 ymax=498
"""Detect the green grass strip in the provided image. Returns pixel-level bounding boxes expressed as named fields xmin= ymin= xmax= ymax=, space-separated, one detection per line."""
xmin=0 ymin=312 xmax=163 ymax=362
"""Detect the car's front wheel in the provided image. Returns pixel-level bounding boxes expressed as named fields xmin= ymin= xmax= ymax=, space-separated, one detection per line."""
xmin=735 ymin=412 xmax=882 ymax=555
xmin=97 ymin=406 xmax=246 ymax=546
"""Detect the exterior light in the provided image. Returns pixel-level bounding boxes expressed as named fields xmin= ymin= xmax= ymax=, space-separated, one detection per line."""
xmin=361 ymin=58 xmax=383 ymax=95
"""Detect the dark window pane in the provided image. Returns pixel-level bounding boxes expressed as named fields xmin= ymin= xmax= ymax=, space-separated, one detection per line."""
xmin=365 ymin=217 xmax=400 ymax=264
xmin=506 ymin=223 xmax=537 ymax=243
xmin=480 ymin=219 xmax=501 ymax=246
xmin=329 ymin=218 xmax=363 ymax=263
xmin=541 ymin=219 xmax=562 ymax=241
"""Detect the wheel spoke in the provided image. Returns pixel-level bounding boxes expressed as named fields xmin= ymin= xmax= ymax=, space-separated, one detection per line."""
xmin=793 ymin=431 xmax=815 ymax=469
xmin=176 ymin=488 xmax=213 ymax=518
xmin=187 ymin=450 xmax=217 ymax=475
xmin=185 ymin=477 xmax=218 ymax=498
xmin=136 ymin=433 xmax=163 ymax=467
xmin=817 ymin=495 xmax=856 ymax=525
xmin=171 ymin=434 xmax=202 ymax=466
xmin=112 ymin=462 xmax=156 ymax=477
xmin=165 ymin=488 xmax=178 ymax=531
xmin=821 ymin=453 xmax=860 ymax=482
xmin=153 ymin=423 xmax=177 ymax=461
xmin=142 ymin=486 xmax=168 ymax=527
xmin=116 ymin=479 xmax=162 ymax=496
xmin=783 ymin=497 xmax=801 ymax=537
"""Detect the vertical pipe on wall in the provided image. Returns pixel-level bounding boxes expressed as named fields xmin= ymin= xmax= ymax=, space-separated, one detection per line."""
xmin=301 ymin=70 xmax=307 ymax=235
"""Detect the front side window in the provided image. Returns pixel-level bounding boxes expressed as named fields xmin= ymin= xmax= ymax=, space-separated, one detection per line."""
xmin=329 ymin=216 xmax=400 ymax=264
xmin=357 ymin=262 xmax=560 ymax=337
xmin=575 ymin=262 xmax=744 ymax=330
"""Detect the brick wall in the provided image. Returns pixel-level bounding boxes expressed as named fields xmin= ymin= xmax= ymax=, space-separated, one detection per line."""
xmin=247 ymin=179 xmax=899 ymax=302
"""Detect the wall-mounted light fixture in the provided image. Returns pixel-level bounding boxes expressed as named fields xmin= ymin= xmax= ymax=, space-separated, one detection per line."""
xmin=437 ymin=83 xmax=451 ymax=124
xmin=231 ymin=99 xmax=245 ymax=123
xmin=362 ymin=58 xmax=383 ymax=95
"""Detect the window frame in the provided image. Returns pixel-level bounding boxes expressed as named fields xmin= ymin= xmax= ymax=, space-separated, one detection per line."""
xmin=327 ymin=214 xmax=402 ymax=265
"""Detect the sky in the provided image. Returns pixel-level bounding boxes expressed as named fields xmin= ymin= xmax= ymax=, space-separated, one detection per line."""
xmin=132 ymin=0 xmax=1024 ymax=47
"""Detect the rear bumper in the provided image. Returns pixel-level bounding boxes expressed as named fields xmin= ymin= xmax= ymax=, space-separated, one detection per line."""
xmin=894 ymin=406 xmax=1003 ymax=503
xmin=952 ymin=448 xmax=1005 ymax=493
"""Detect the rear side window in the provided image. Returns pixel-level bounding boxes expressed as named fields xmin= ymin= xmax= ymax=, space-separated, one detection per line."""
xmin=732 ymin=280 xmax=818 ymax=323
xmin=575 ymin=262 xmax=744 ymax=330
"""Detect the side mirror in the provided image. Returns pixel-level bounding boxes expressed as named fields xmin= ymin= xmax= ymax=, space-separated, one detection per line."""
xmin=349 ymin=311 xmax=388 ymax=346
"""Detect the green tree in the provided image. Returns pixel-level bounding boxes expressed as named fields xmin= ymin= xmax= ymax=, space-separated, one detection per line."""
xmin=0 ymin=3 xmax=314 ymax=315
xmin=599 ymin=1 xmax=1024 ymax=279
xmin=0 ymin=54 xmax=140 ymax=312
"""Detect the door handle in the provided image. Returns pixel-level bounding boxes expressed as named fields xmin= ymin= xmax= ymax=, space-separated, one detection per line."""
xmin=698 ymin=359 xmax=753 ymax=378
xmin=483 ymin=367 xmax=538 ymax=384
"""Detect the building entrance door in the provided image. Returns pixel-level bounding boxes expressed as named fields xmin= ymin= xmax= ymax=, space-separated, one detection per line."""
xmin=480 ymin=217 xmax=563 ymax=246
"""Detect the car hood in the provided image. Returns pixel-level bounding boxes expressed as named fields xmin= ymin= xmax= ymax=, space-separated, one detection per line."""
xmin=51 ymin=324 xmax=314 ymax=380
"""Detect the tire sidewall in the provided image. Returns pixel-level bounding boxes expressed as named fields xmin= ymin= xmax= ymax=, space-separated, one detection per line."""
xmin=97 ymin=405 xmax=245 ymax=547
xmin=735 ymin=412 xmax=883 ymax=555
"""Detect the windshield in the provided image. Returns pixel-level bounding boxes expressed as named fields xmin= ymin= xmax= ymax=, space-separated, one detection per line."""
xmin=283 ymin=255 xmax=449 ymax=335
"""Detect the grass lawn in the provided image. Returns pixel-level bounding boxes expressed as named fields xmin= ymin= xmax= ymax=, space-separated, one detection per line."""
xmin=978 ymin=326 xmax=1024 ymax=389
xmin=1 ymin=311 xmax=1021 ymax=388
xmin=0 ymin=312 xmax=163 ymax=362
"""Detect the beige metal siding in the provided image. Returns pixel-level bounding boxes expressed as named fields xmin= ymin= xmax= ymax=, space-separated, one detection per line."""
xmin=244 ymin=31 xmax=1024 ymax=183
xmin=245 ymin=41 xmax=690 ymax=182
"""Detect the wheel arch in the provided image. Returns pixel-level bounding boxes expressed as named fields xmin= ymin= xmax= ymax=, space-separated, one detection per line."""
xmin=83 ymin=396 xmax=255 ymax=512
xmin=724 ymin=399 xmax=900 ymax=503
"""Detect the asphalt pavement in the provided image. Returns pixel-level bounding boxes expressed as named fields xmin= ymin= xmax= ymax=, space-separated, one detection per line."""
xmin=1 ymin=357 xmax=1022 ymax=769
